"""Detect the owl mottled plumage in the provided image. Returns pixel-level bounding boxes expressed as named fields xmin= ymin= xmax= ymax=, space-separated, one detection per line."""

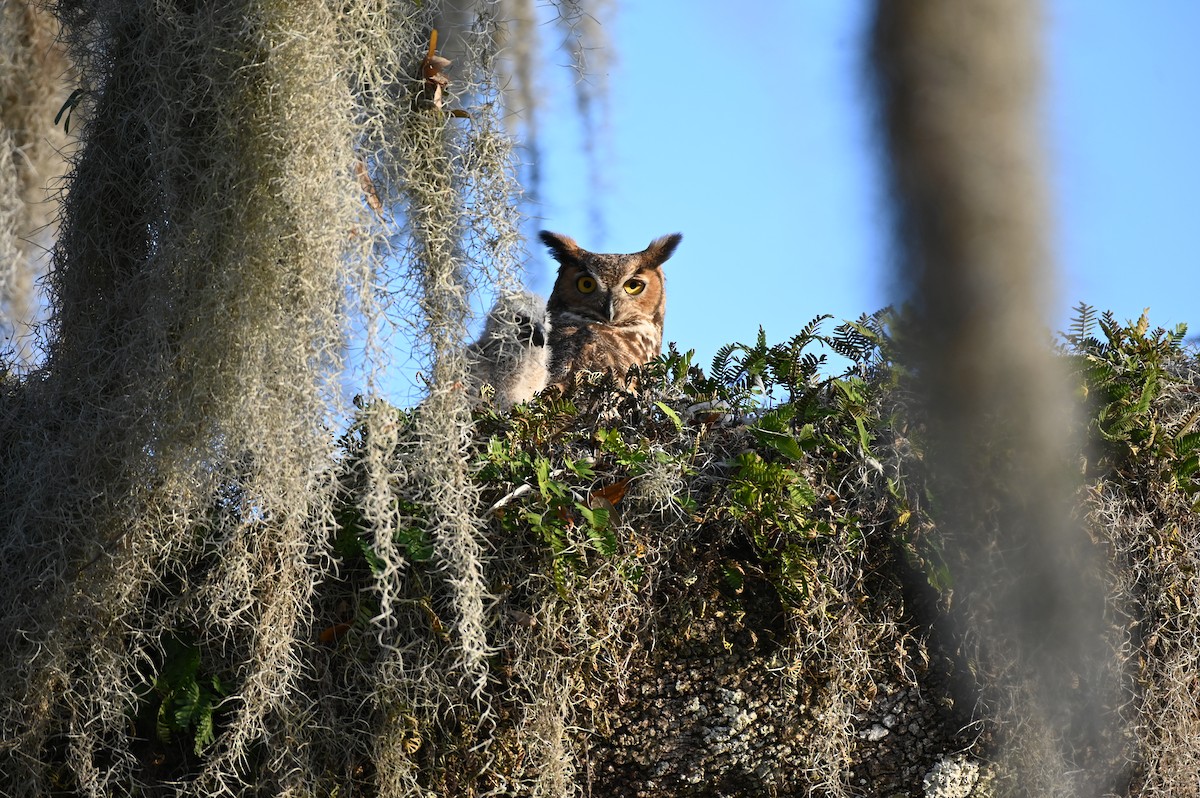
xmin=540 ymin=230 xmax=682 ymax=388
xmin=465 ymin=289 xmax=550 ymax=409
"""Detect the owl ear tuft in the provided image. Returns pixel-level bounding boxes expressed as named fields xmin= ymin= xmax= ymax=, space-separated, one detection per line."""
xmin=538 ymin=230 xmax=583 ymax=266
xmin=644 ymin=233 xmax=682 ymax=267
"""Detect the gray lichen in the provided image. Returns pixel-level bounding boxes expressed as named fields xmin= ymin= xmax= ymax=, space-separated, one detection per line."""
xmin=922 ymin=754 xmax=981 ymax=798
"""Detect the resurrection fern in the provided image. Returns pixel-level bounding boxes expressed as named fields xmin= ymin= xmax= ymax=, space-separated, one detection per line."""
xmin=1064 ymin=301 xmax=1102 ymax=350
xmin=724 ymin=450 xmax=822 ymax=601
xmin=134 ymin=634 xmax=230 ymax=758
xmin=828 ymin=311 xmax=895 ymax=373
xmin=1066 ymin=305 xmax=1197 ymax=499
xmin=707 ymin=312 xmax=894 ymax=413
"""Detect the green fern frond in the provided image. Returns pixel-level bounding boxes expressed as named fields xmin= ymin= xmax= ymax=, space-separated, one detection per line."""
xmin=797 ymin=314 xmax=833 ymax=343
xmin=711 ymin=343 xmax=740 ymax=385
xmin=1067 ymin=302 xmax=1098 ymax=345
xmin=1099 ymin=310 xmax=1120 ymax=345
xmin=1174 ymin=454 xmax=1200 ymax=485
xmin=1174 ymin=431 xmax=1200 ymax=458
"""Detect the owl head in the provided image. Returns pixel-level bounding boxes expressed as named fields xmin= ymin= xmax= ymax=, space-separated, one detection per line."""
xmin=465 ymin=289 xmax=550 ymax=409
xmin=479 ymin=289 xmax=549 ymax=352
xmin=540 ymin=231 xmax=682 ymax=327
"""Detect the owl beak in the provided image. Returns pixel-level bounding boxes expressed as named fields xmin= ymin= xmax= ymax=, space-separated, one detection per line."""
xmin=531 ymin=321 xmax=546 ymax=348
xmin=606 ymin=296 xmax=617 ymax=323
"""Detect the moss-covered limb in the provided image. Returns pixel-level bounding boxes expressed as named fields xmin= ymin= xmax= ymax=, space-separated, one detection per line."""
xmin=1067 ymin=314 xmax=1200 ymax=798
xmin=315 ymin=317 xmax=1200 ymax=797
xmin=315 ymin=330 xmax=954 ymax=796
xmin=879 ymin=311 xmax=1200 ymax=797
xmin=5 ymin=304 xmax=1197 ymax=794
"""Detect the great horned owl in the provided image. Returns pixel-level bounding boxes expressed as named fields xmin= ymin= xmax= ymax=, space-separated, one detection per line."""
xmin=465 ymin=289 xmax=550 ymax=409
xmin=540 ymin=230 xmax=682 ymax=389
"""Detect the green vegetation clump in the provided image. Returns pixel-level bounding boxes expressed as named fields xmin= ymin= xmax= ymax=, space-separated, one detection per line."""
xmin=315 ymin=312 xmax=932 ymax=797
xmin=4 ymin=306 xmax=1199 ymax=797
xmin=1065 ymin=307 xmax=1200 ymax=797
xmin=314 ymin=306 xmax=1200 ymax=798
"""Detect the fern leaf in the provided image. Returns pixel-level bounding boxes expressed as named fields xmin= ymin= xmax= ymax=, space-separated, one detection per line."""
xmin=1174 ymin=431 xmax=1200 ymax=457
xmin=1172 ymin=407 xmax=1200 ymax=440
xmin=797 ymin=314 xmax=832 ymax=342
xmin=1067 ymin=302 xmax=1098 ymax=345
xmin=157 ymin=702 xmax=174 ymax=744
xmin=711 ymin=343 xmax=740 ymax=384
xmin=1099 ymin=311 xmax=1119 ymax=347
xmin=1169 ymin=451 xmax=1200 ymax=487
xmin=788 ymin=478 xmax=818 ymax=508
xmin=193 ymin=695 xmax=216 ymax=755
xmin=1132 ymin=372 xmax=1158 ymax=417
xmin=175 ymin=678 xmax=202 ymax=729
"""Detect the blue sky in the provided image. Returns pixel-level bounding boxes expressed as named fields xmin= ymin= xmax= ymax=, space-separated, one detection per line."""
xmin=525 ymin=1 xmax=1200 ymax=373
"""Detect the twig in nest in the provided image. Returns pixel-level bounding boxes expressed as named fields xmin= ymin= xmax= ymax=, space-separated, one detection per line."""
xmin=488 ymin=483 xmax=533 ymax=515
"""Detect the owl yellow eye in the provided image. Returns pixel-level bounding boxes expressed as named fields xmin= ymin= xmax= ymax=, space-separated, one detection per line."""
xmin=576 ymin=275 xmax=597 ymax=294
xmin=624 ymin=278 xmax=645 ymax=295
